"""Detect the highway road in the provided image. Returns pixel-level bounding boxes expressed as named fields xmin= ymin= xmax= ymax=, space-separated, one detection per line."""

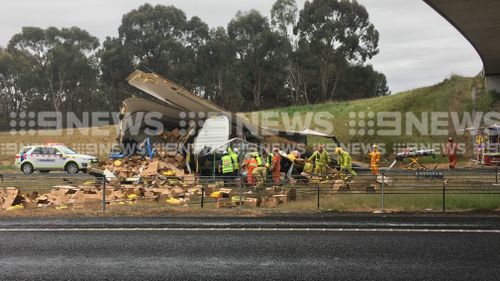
xmin=0 ymin=216 xmax=499 ymax=281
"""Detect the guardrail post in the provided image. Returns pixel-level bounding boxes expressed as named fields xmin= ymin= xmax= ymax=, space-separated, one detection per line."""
xmin=381 ymin=172 xmax=385 ymax=213
xmin=442 ymin=181 xmax=446 ymax=213
xmin=201 ymin=187 xmax=205 ymax=208
xmin=316 ymin=185 xmax=320 ymax=210
xmin=239 ymin=175 xmax=243 ymax=211
xmin=102 ymin=178 xmax=106 ymax=213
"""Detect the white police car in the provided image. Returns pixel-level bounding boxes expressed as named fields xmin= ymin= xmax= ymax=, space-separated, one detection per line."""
xmin=15 ymin=144 xmax=98 ymax=174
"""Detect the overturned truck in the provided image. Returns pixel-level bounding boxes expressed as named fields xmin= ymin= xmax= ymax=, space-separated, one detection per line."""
xmin=115 ymin=70 xmax=342 ymax=176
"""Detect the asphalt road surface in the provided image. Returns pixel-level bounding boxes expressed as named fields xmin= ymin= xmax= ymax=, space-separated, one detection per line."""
xmin=0 ymin=216 xmax=499 ymax=281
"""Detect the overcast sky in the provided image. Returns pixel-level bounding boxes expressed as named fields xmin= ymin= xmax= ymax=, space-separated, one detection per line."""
xmin=0 ymin=0 xmax=482 ymax=94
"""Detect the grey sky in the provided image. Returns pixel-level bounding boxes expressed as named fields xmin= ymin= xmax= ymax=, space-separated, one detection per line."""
xmin=0 ymin=0 xmax=482 ymax=94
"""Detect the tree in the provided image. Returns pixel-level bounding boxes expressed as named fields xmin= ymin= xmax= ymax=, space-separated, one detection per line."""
xmin=0 ymin=48 xmax=29 ymax=115
xmin=270 ymin=0 xmax=309 ymax=107
xmin=117 ymin=4 xmax=209 ymax=90
xmin=294 ymin=0 xmax=380 ymax=102
xmin=0 ymin=47 xmax=48 ymax=129
xmin=0 ymin=1 xmax=392 ymax=128
xmin=101 ymin=3 xmax=211 ymax=103
xmin=197 ymin=27 xmax=242 ymax=111
xmin=183 ymin=16 xmax=210 ymax=92
xmin=336 ymin=64 xmax=390 ymax=100
xmin=271 ymin=0 xmax=298 ymax=40
xmin=100 ymin=37 xmax=135 ymax=109
xmin=228 ymin=10 xmax=289 ymax=110
xmin=118 ymin=4 xmax=186 ymax=76
xmin=8 ymin=26 xmax=100 ymax=112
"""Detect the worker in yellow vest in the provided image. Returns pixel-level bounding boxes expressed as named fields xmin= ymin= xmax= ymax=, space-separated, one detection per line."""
xmin=228 ymin=147 xmax=240 ymax=176
xmin=475 ymin=133 xmax=484 ymax=163
xmin=335 ymin=147 xmax=357 ymax=177
xmin=255 ymin=152 xmax=263 ymax=167
xmin=308 ymin=144 xmax=331 ymax=176
xmin=252 ymin=166 xmax=267 ymax=189
xmin=219 ymin=151 xmax=234 ymax=184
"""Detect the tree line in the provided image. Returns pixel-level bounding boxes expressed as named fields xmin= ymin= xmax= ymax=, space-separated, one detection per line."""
xmin=0 ymin=0 xmax=389 ymax=125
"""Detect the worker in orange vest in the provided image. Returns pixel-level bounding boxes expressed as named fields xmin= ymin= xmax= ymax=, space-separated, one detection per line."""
xmin=445 ymin=137 xmax=458 ymax=169
xmin=368 ymin=144 xmax=381 ymax=175
xmin=243 ymin=153 xmax=258 ymax=185
xmin=271 ymin=147 xmax=282 ymax=185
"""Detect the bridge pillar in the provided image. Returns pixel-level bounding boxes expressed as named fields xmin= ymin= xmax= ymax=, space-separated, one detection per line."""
xmin=486 ymin=75 xmax=500 ymax=93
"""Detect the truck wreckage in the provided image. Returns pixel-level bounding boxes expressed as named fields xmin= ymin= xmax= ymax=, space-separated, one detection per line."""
xmin=0 ymin=70 xmax=354 ymax=211
xmin=115 ymin=70 xmax=345 ymax=176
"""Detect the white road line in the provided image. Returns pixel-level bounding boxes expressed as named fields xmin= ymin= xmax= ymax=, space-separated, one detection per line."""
xmin=0 ymin=228 xmax=498 ymax=233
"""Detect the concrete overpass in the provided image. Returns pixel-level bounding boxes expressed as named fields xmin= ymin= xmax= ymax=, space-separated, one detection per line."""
xmin=424 ymin=0 xmax=500 ymax=92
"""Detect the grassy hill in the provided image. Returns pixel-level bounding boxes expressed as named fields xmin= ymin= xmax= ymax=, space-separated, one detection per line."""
xmin=246 ymin=75 xmax=500 ymax=161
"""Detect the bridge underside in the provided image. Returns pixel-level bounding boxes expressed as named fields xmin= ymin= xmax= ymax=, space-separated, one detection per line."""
xmin=486 ymin=75 xmax=500 ymax=93
xmin=424 ymin=0 xmax=500 ymax=92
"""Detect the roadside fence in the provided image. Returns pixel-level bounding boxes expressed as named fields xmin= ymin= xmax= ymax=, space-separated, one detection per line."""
xmin=1 ymin=167 xmax=500 ymax=213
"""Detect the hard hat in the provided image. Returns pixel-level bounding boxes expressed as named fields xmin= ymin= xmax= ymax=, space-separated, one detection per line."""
xmin=373 ymin=144 xmax=378 ymax=149
xmin=335 ymin=147 xmax=343 ymax=154
xmin=223 ymin=151 xmax=228 ymax=155
xmin=233 ymin=148 xmax=239 ymax=154
xmin=448 ymin=137 xmax=453 ymax=142
xmin=252 ymin=152 xmax=258 ymax=157
xmin=272 ymin=147 xmax=279 ymax=153
xmin=293 ymin=150 xmax=301 ymax=158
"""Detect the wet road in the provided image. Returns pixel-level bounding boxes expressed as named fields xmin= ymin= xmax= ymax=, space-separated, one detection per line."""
xmin=0 ymin=216 xmax=499 ymax=280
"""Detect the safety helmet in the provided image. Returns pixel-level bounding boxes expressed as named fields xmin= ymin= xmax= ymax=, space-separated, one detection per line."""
xmin=335 ymin=147 xmax=343 ymax=154
xmin=233 ymin=148 xmax=239 ymax=154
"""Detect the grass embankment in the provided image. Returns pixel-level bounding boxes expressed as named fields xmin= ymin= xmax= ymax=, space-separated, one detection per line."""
xmin=281 ymin=194 xmax=500 ymax=212
xmin=245 ymin=75 xmax=500 ymax=165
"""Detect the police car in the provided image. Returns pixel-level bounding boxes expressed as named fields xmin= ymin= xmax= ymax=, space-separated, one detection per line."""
xmin=14 ymin=144 xmax=98 ymax=174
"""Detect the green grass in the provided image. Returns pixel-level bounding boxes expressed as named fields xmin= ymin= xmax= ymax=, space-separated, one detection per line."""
xmin=445 ymin=194 xmax=500 ymax=211
xmin=247 ymin=75 xmax=500 ymax=157
xmin=278 ymin=193 xmax=500 ymax=212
